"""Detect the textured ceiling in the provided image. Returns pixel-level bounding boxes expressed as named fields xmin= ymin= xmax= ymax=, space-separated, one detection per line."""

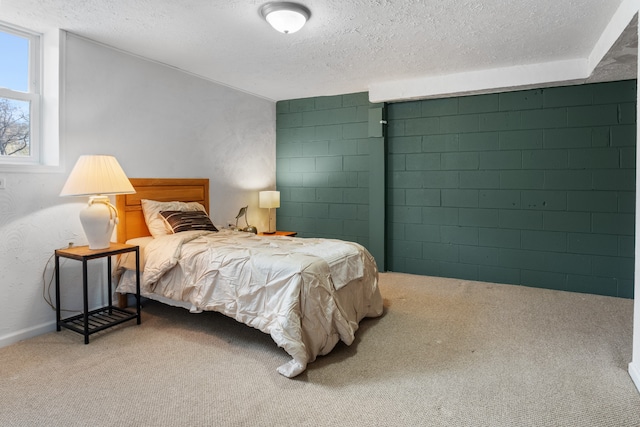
xmin=0 ymin=0 xmax=636 ymax=102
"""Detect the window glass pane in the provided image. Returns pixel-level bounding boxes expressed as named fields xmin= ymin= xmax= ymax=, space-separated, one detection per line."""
xmin=0 ymin=31 xmax=29 ymax=92
xmin=0 ymin=98 xmax=30 ymax=156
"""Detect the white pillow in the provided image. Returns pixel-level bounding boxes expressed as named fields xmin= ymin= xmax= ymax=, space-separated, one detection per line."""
xmin=141 ymin=199 xmax=207 ymax=237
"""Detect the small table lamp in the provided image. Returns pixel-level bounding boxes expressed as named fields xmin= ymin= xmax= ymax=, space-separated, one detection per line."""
xmin=60 ymin=155 xmax=135 ymax=249
xmin=259 ymin=190 xmax=280 ymax=234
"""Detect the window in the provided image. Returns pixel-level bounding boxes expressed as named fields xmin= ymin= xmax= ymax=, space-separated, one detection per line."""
xmin=0 ymin=23 xmax=41 ymax=164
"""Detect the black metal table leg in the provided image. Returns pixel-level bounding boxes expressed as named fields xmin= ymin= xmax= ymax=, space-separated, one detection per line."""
xmin=55 ymin=255 xmax=61 ymax=332
xmin=135 ymin=247 xmax=141 ymax=324
xmin=82 ymin=259 xmax=89 ymax=344
xmin=107 ymin=255 xmax=113 ymax=315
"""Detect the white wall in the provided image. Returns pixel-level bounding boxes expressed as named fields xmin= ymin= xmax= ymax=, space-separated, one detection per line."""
xmin=0 ymin=33 xmax=275 ymax=347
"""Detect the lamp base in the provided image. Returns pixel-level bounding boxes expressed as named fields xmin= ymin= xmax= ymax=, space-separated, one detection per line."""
xmin=79 ymin=196 xmax=117 ymax=249
xmin=243 ymin=225 xmax=257 ymax=234
xmin=265 ymin=207 xmax=276 ymax=234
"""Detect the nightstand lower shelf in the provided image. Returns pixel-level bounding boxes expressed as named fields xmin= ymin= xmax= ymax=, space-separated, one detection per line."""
xmin=58 ymin=306 xmax=139 ymax=337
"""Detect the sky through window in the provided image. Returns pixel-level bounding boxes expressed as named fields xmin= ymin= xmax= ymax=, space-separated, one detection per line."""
xmin=0 ymin=30 xmax=29 ymax=92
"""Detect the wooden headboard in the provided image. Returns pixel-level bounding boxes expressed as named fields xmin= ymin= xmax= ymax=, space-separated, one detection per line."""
xmin=115 ymin=178 xmax=210 ymax=243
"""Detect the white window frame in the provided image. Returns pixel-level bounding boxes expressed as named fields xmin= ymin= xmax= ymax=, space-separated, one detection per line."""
xmin=0 ymin=22 xmax=42 ymax=165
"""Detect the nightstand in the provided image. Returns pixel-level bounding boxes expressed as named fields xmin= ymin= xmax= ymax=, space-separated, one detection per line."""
xmin=55 ymin=243 xmax=141 ymax=344
xmin=258 ymin=230 xmax=297 ymax=237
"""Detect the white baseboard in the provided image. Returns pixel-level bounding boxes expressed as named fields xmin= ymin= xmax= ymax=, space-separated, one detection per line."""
xmin=629 ymin=362 xmax=640 ymax=394
xmin=0 ymin=321 xmax=56 ymax=349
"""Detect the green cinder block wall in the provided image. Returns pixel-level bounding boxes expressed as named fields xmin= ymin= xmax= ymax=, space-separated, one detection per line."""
xmin=387 ymin=80 xmax=636 ymax=298
xmin=276 ymin=80 xmax=636 ymax=298
xmin=276 ymin=92 xmax=374 ymax=248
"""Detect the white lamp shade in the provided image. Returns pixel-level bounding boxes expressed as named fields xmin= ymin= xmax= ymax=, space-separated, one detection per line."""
xmin=259 ymin=191 xmax=281 ymax=209
xmin=60 ymin=155 xmax=135 ymax=249
xmin=60 ymin=155 xmax=135 ymax=196
xmin=261 ymin=3 xmax=310 ymax=34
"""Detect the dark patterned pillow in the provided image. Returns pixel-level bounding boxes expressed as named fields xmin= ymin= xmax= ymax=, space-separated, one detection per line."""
xmin=159 ymin=210 xmax=218 ymax=234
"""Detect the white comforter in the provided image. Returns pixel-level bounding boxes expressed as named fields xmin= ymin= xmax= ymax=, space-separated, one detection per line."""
xmin=116 ymin=229 xmax=383 ymax=377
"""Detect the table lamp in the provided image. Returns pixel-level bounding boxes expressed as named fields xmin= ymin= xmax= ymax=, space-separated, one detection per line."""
xmin=259 ymin=190 xmax=280 ymax=234
xmin=60 ymin=155 xmax=135 ymax=249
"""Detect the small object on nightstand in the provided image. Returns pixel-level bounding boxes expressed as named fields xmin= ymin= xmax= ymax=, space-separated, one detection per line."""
xmin=258 ymin=230 xmax=297 ymax=237
xmin=235 ymin=206 xmax=257 ymax=234
xmin=54 ymin=243 xmax=141 ymax=344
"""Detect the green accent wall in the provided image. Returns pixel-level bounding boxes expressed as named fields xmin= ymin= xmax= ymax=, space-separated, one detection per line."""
xmin=276 ymin=92 xmax=381 ymax=254
xmin=368 ymin=107 xmax=386 ymax=270
xmin=276 ymin=80 xmax=636 ymax=298
xmin=387 ymin=80 xmax=636 ymax=298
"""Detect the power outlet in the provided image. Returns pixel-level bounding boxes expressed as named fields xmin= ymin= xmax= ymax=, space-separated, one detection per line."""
xmin=0 ymin=176 xmax=5 ymax=189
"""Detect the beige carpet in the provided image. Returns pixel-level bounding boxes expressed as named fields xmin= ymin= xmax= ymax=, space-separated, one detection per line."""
xmin=1 ymin=272 xmax=639 ymax=426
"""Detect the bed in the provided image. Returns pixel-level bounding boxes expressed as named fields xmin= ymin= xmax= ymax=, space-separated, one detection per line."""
xmin=114 ymin=178 xmax=383 ymax=378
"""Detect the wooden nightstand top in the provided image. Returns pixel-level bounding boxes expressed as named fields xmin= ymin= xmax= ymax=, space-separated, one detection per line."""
xmin=258 ymin=231 xmax=297 ymax=237
xmin=55 ymin=242 xmax=139 ymax=260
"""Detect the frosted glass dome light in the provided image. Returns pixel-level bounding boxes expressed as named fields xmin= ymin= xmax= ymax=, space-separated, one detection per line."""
xmin=260 ymin=2 xmax=311 ymax=34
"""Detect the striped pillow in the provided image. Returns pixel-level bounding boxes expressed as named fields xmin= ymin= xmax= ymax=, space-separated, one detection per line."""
xmin=159 ymin=210 xmax=218 ymax=234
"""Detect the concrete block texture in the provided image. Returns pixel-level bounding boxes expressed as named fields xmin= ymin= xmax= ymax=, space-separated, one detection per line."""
xmin=277 ymin=81 xmax=636 ymax=298
xmin=384 ymin=81 xmax=636 ymax=297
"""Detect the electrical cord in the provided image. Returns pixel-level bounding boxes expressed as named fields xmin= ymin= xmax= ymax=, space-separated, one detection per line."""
xmin=42 ymin=252 xmax=56 ymax=311
xmin=42 ymin=246 xmax=80 ymax=314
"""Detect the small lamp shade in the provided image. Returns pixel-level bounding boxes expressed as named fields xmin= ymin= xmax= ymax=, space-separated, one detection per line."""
xmin=60 ymin=155 xmax=135 ymax=249
xmin=259 ymin=191 xmax=281 ymax=209
xmin=259 ymin=191 xmax=280 ymax=234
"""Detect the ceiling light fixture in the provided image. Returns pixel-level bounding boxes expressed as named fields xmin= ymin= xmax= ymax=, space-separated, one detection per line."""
xmin=260 ymin=2 xmax=311 ymax=34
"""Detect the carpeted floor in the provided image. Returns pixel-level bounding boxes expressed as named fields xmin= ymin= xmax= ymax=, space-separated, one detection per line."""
xmin=1 ymin=272 xmax=639 ymax=426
